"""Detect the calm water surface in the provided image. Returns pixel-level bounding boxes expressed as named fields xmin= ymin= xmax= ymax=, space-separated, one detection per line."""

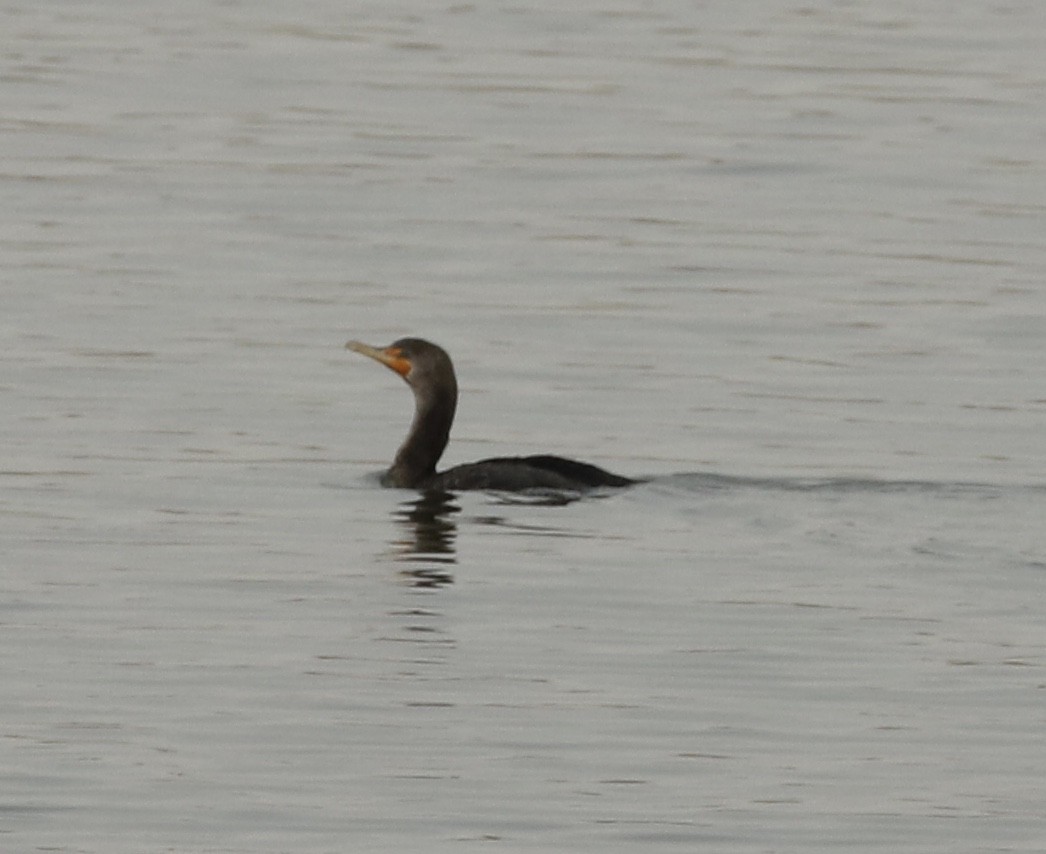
xmin=3 ymin=1 xmax=1045 ymax=852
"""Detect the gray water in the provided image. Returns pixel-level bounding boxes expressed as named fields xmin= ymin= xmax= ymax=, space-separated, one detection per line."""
xmin=3 ymin=2 xmax=1045 ymax=852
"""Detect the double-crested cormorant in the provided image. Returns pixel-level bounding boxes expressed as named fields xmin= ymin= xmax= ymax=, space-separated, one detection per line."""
xmin=346 ymin=337 xmax=637 ymax=492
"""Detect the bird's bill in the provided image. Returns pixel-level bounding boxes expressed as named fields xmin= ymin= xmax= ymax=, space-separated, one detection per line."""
xmin=346 ymin=340 xmax=411 ymax=377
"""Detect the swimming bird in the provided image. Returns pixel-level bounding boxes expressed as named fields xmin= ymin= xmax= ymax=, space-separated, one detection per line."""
xmin=346 ymin=337 xmax=637 ymax=492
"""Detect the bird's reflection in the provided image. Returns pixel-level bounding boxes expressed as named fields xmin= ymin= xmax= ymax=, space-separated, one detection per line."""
xmin=390 ymin=490 xmax=459 ymax=587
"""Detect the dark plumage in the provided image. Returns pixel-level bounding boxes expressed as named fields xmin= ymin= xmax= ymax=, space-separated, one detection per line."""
xmin=346 ymin=337 xmax=636 ymax=493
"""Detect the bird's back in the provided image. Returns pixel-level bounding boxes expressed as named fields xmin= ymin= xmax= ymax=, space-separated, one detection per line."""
xmin=426 ymin=455 xmax=637 ymax=492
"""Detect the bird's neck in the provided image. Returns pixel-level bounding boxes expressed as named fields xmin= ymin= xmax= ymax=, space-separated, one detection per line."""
xmin=384 ymin=384 xmax=456 ymax=488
